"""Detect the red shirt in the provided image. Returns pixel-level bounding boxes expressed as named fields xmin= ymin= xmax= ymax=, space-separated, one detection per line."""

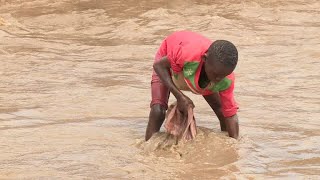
xmin=158 ymin=31 xmax=212 ymax=73
xmin=157 ymin=31 xmax=238 ymax=117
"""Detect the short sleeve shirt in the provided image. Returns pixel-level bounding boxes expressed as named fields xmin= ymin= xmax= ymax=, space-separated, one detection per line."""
xmin=156 ymin=31 xmax=238 ymax=117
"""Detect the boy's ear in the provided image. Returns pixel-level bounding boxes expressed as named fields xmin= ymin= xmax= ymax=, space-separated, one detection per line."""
xmin=202 ymin=53 xmax=208 ymax=62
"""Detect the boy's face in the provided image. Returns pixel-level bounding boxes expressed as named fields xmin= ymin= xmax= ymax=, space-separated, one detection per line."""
xmin=203 ymin=54 xmax=234 ymax=83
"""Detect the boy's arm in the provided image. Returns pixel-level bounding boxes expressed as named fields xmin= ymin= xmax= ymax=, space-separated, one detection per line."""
xmin=219 ymin=73 xmax=239 ymax=139
xmin=225 ymin=114 xmax=239 ymax=139
xmin=153 ymin=56 xmax=183 ymax=99
xmin=153 ymin=56 xmax=194 ymax=114
xmin=203 ymin=93 xmax=239 ymax=139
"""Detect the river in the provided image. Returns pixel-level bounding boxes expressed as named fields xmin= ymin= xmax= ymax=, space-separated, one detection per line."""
xmin=0 ymin=0 xmax=319 ymax=179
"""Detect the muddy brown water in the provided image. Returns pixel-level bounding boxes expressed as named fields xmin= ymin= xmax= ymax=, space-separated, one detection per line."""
xmin=0 ymin=0 xmax=319 ymax=179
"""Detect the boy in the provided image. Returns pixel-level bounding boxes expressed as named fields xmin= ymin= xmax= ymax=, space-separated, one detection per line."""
xmin=146 ymin=31 xmax=239 ymax=141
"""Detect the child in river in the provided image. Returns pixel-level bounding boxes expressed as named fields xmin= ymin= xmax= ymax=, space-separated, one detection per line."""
xmin=145 ymin=31 xmax=239 ymax=141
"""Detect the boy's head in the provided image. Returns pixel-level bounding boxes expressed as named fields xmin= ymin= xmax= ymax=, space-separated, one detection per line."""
xmin=203 ymin=40 xmax=238 ymax=83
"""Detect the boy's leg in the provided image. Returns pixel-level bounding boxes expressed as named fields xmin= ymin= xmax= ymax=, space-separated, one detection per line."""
xmin=146 ymin=105 xmax=166 ymax=141
xmin=203 ymin=93 xmax=227 ymax=131
xmin=145 ymin=51 xmax=170 ymax=141
xmin=145 ymin=76 xmax=170 ymax=141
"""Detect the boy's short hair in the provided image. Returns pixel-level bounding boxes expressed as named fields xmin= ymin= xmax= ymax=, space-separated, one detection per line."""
xmin=207 ymin=40 xmax=238 ymax=69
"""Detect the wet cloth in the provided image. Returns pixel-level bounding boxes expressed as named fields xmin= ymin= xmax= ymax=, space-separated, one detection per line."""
xmin=164 ymin=102 xmax=197 ymax=141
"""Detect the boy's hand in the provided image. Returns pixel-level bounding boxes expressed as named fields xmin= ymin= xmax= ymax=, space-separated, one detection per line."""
xmin=177 ymin=95 xmax=194 ymax=116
